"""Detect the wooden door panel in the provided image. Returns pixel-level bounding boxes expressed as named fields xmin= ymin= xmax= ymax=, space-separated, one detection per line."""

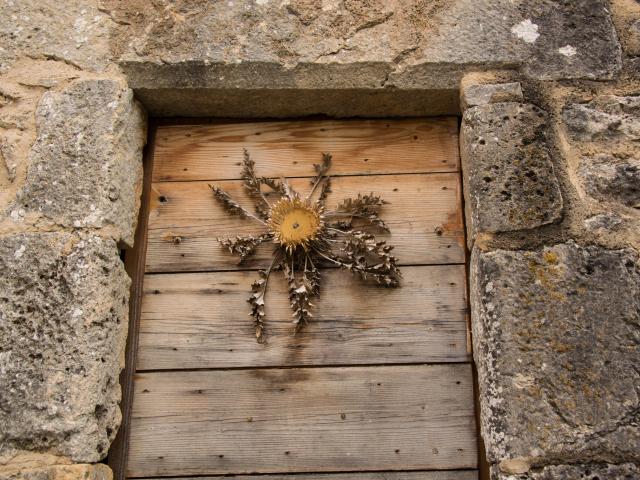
xmin=146 ymin=174 xmax=464 ymax=272
xmin=140 ymin=472 xmax=479 ymax=480
xmin=153 ymin=118 xmax=460 ymax=182
xmin=127 ymin=365 xmax=477 ymax=477
xmin=138 ymin=265 xmax=469 ymax=370
xmin=124 ymin=118 xmax=477 ymax=479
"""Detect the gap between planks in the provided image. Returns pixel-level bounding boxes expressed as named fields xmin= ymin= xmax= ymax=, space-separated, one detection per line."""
xmin=154 ymin=170 xmax=464 ymax=184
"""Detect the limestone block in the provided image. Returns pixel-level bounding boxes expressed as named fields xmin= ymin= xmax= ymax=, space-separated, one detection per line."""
xmin=0 ymin=232 xmax=129 ymax=463
xmin=578 ymin=155 xmax=640 ymax=208
xmin=16 ymin=79 xmax=146 ymax=246
xmin=0 ymin=1 xmax=113 ymax=74
xmin=0 ymin=463 xmax=112 ymax=480
xmin=562 ymin=95 xmax=640 ymax=143
xmin=115 ymin=0 xmax=621 ymax=116
xmin=492 ymin=462 xmax=640 ymax=480
xmin=461 ymin=83 xmax=523 ymax=111
xmin=461 ymin=103 xmax=563 ymax=240
xmin=471 ymin=242 xmax=640 ymax=466
xmin=520 ymin=0 xmax=622 ymax=80
xmin=584 ymin=213 xmax=624 ymax=232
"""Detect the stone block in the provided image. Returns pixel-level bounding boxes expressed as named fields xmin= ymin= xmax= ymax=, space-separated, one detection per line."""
xmin=584 ymin=213 xmax=624 ymax=232
xmin=461 ymin=83 xmax=524 ymax=111
xmin=562 ymin=95 xmax=640 ymax=143
xmin=492 ymin=462 xmax=639 ymax=480
xmin=461 ymin=102 xmax=563 ymax=240
xmin=0 ymin=463 xmax=112 ymax=480
xmin=471 ymin=242 xmax=640 ymax=466
xmin=0 ymin=1 xmax=113 ymax=74
xmin=0 ymin=232 xmax=129 ymax=463
xmin=16 ymin=79 xmax=146 ymax=247
xmin=116 ymin=0 xmax=621 ymax=116
xmin=578 ymin=155 xmax=640 ymax=208
xmin=521 ymin=0 xmax=622 ymax=80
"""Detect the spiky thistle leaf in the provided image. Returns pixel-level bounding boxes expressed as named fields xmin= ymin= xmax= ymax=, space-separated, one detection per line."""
xmin=283 ymin=261 xmax=315 ymax=332
xmin=261 ymin=176 xmax=286 ymax=195
xmin=249 ymin=271 xmax=268 ymax=343
xmin=217 ymin=233 xmax=272 ymax=262
xmin=308 ymin=153 xmax=332 ymax=203
xmin=317 ymin=176 xmax=332 ymax=206
xmin=333 ymin=192 xmax=390 ymax=231
xmin=240 ymin=149 xmax=271 ymax=219
xmin=280 ymin=177 xmax=298 ymax=200
xmin=209 ymin=184 xmax=264 ymax=224
xmin=248 ymin=255 xmax=281 ymax=343
xmin=320 ymin=230 xmax=401 ymax=287
xmin=336 ymin=192 xmax=388 ymax=212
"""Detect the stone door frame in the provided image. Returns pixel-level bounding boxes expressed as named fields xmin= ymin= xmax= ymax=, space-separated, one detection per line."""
xmin=2 ymin=3 xmax=638 ymax=479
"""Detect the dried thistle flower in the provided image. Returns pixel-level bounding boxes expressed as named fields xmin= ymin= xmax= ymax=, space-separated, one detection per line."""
xmin=211 ymin=149 xmax=401 ymax=343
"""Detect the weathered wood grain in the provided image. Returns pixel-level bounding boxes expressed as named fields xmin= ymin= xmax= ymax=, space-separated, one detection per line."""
xmin=139 ymin=471 xmax=479 ymax=480
xmin=146 ymin=174 xmax=465 ymax=272
xmin=153 ymin=118 xmax=460 ymax=182
xmin=137 ymin=265 xmax=469 ymax=370
xmin=126 ymin=365 xmax=477 ymax=477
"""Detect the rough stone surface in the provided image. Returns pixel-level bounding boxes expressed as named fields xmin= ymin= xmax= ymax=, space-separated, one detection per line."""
xmin=461 ymin=102 xmax=563 ymax=239
xmin=610 ymin=0 xmax=640 ymax=57
xmin=519 ymin=0 xmax=622 ymax=80
xmin=13 ymin=79 xmax=146 ymax=246
xmin=0 ymin=60 xmax=83 ymax=216
xmin=584 ymin=213 xmax=625 ymax=232
xmin=0 ymin=1 xmax=114 ymax=74
xmin=0 ymin=232 xmax=129 ymax=463
xmin=578 ymin=155 xmax=640 ymax=208
xmin=630 ymin=19 xmax=640 ymax=55
xmin=0 ymin=0 xmax=637 ymax=475
xmin=0 ymin=463 xmax=112 ymax=480
xmin=562 ymin=95 xmax=640 ymax=143
xmin=111 ymin=0 xmax=621 ymax=116
xmin=471 ymin=242 xmax=640 ymax=466
xmin=493 ymin=462 xmax=640 ymax=480
xmin=461 ymin=82 xmax=523 ymax=110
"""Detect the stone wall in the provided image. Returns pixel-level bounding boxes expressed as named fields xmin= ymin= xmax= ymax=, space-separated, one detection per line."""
xmin=0 ymin=1 xmax=638 ymax=479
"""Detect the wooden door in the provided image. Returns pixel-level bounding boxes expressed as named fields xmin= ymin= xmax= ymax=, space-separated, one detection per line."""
xmin=125 ymin=118 xmax=478 ymax=479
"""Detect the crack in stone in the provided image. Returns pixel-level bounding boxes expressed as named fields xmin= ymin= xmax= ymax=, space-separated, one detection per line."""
xmin=354 ymin=11 xmax=394 ymax=34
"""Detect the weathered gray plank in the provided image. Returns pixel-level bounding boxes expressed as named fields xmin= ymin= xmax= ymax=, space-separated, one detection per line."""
xmin=153 ymin=118 xmax=460 ymax=182
xmin=137 ymin=470 xmax=479 ymax=480
xmin=137 ymin=265 xmax=470 ymax=370
xmin=127 ymin=365 xmax=478 ymax=477
xmin=145 ymin=174 xmax=465 ymax=272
